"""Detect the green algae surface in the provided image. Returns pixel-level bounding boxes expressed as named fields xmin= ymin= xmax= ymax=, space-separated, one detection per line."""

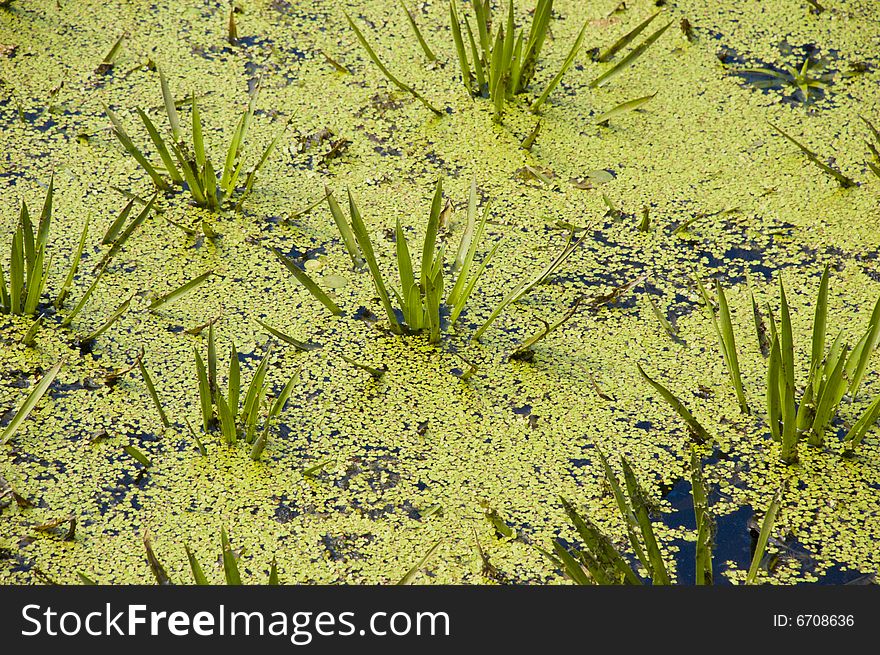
xmin=1 ymin=0 xmax=880 ymax=585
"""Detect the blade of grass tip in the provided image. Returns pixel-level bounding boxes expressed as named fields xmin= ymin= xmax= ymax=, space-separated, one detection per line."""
xmin=593 ymin=93 xmax=657 ymax=126
xmin=103 ymin=105 xmax=169 ymax=189
xmin=268 ymin=558 xmax=280 ymax=585
xmin=102 ymin=198 xmax=134 ymax=245
xmin=449 ymin=2 xmax=474 ymax=94
xmin=21 ymin=314 xmax=44 ymax=347
xmin=519 ymin=0 xmax=553 ymax=90
xmin=777 ymin=277 xmax=798 ymax=462
xmin=158 ymin=66 xmax=182 ymax=143
xmin=326 ymin=188 xmax=364 ymax=268
xmin=23 ymin=248 xmax=48 ymax=315
xmin=191 ymin=93 xmax=206 ymax=171
xmin=397 ymin=539 xmax=443 ymax=584
xmin=270 ymin=246 xmax=342 ymax=315
xmin=401 ymin=1 xmax=436 ymax=61
xmin=137 ymin=355 xmax=171 ymax=428
xmin=589 ymin=20 xmax=674 ymax=89
xmin=94 ymin=194 xmax=157 ymax=272
xmin=766 ymin=335 xmax=782 ymax=442
xmin=620 ymin=458 xmax=670 ymax=585
xmin=236 ymin=117 xmax=291 ymax=207
xmin=559 ymin=497 xmax=642 ymax=585
xmin=0 ymin=359 xmax=63 ymax=445
xmin=80 ymin=296 xmax=131 ymax=344
xmin=194 ymin=348 xmax=213 ymax=432
xmin=9 ymin=227 xmax=23 ymax=314
xmin=768 ymin=123 xmax=856 ymax=188
xmin=843 ymin=394 xmax=880 ymax=453
xmin=509 ymin=297 xmax=583 ymax=361
xmin=551 ymin=541 xmax=593 ymax=585
xmin=344 ymin=12 xmax=442 ymax=115
xmin=341 ymin=354 xmax=387 ymax=380
xmin=124 ymin=444 xmax=152 ymax=468
xmin=60 ymin=265 xmax=106 ymax=327
xmin=256 ymin=318 xmax=320 ymax=351
xmin=521 ymin=120 xmax=541 ymax=150
xmin=646 ymin=293 xmax=677 ymax=339
xmin=465 ymin=16 xmax=486 ymax=93
xmin=252 ymin=369 xmax=299 ymax=461
xmin=215 ymin=391 xmax=237 ymax=445
xmin=530 ymin=21 xmax=588 ymax=113
xmin=809 ymin=343 xmax=850 ymax=445
xmin=346 ymin=191 xmax=401 ymax=331
xmin=453 ymin=176 xmax=479 ymax=275
xmin=36 ymin=176 xmax=53 ymax=251
xmin=142 ymin=533 xmax=171 ymax=585
xmin=149 ymin=270 xmax=213 ymax=312
xmin=690 ymin=447 xmax=713 ymax=585
xmin=715 ymin=280 xmax=749 ymax=414
xmin=0 ymin=246 xmax=9 ymax=312
xmin=636 ymin=363 xmax=711 ymax=443
xmin=220 ymin=528 xmax=242 ymax=585
xmin=595 ymin=11 xmax=660 ymax=62
xmin=848 ymin=295 xmax=880 ymax=398
xmin=184 ymin=544 xmax=209 ymax=585
xmin=242 ymin=349 xmax=272 ymax=431
xmin=207 ymin=323 xmax=218 ymax=397
xmin=420 ymin=179 xmax=443 ymax=290
xmin=751 ymin=293 xmax=770 ymax=357
xmin=395 ymin=217 xmax=417 ymax=326
xmin=227 ymin=343 xmax=240 ymax=418
xmin=136 ymin=108 xmax=183 ymax=183
xmin=184 ymin=418 xmax=207 ymax=456
xmin=746 ymin=485 xmax=784 ymax=584
xmin=808 ymin=264 xmax=830 ymax=395
xmin=221 ymin=112 xmax=247 ymax=195
xmin=594 ymin=445 xmax=650 ymax=573
xmin=489 ymin=27 xmax=505 ymax=122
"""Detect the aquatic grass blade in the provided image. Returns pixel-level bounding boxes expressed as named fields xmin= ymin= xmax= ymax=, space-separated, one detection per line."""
xmin=81 ymin=296 xmax=131 ymax=343
xmin=256 ymin=318 xmax=320 ymax=351
xmin=396 ymin=539 xmax=443 ymax=585
xmin=270 ymin=246 xmax=342 ymax=315
xmin=94 ymin=194 xmax=157 ymax=272
xmin=345 ymin=12 xmax=442 ymax=115
xmin=843 ymin=395 xmax=880 ymax=452
xmin=589 ymin=20 xmax=673 ymax=88
xmin=136 ymin=108 xmax=183 ymax=183
xmin=769 ymin=123 xmax=856 ymax=188
xmin=401 ymin=1 xmax=436 ymax=61
xmin=104 ymin=105 xmax=169 ymax=189
xmin=194 ymin=348 xmax=213 ymax=432
xmin=594 ymin=446 xmax=649 ymax=572
xmin=184 ymin=544 xmax=209 ymax=585
xmin=530 ymin=21 xmax=588 ymax=113
xmin=220 ymin=528 xmax=242 ymax=585
xmin=149 ymin=270 xmax=213 ymax=312
xmin=746 ymin=485 xmax=784 ymax=584
xmin=137 ymin=356 xmax=171 ymax=428
xmin=595 ymin=11 xmax=660 ymax=62
xmin=636 ymin=363 xmax=710 ymax=443
xmin=0 ymin=359 xmax=63 ymax=445
xmin=593 ymin=93 xmax=657 ymax=125
xmin=620 ymin=458 xmax=669 ymax=585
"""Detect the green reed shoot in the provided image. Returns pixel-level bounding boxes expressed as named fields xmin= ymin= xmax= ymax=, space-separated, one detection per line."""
xmin=148 ymin=270 xmax=213 ymax=312
xmin=0 ymin=359 xmax=63 ymax=445
xmin=400 ymin=1 xmax=436 ymax=62
xmin=345 ymin=12 xmax=442 ymax=115
xmin=593 ymin=93 xmax=656 ymax=126
xmin=862 ymin=116 xmax=880 ymax=179
xmin=328 ymin=178 xmax=498 ymax=342
xmin=636 ymin=363 xmax=711 ymax=443
xmin=508 ymin=296 xmax=582 ymax=361
xmin=769 ymin=123 xmax=856 ymax=188
xmin=594 ymin=11 xmax=660 ymax=62
xmin=136 ymin=353 xmax=171 ymax=428
xmin=396 ymin=539 xmax=443 ymax=585
xmin=270 ymin=247 xmax=342 ymax=315
xmin=106 ymin=71 xmax=286 ymax=209
xmin=696 ymin=276 xmax=749 ymax=413
xmin=745 ymin=484 xmax=784 ymax=584
xmin=589 ymin=19 xmax=673 ymax=88
xmin=473 ymin=230 xmax=585 ymax=341
xmin=449 ymin=0 xmax=587 ymax=119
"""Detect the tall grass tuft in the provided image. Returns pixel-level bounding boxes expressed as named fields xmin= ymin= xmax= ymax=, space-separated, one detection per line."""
xmin=105 ymin=70 xmax=287 ymax=210
xmin=326 ymin=177 xmax=499 ymax=342
xmin=449 ymin=0 xmax=587 ymax=119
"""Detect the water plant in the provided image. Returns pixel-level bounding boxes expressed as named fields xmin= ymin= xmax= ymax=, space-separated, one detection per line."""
xmin=193 ymin=325 xmax=298 ymax=460
xmin=449 ymin=0 xmax=587 ymax=120
xmin=696 ymin=276 xmax=750 ymax=413
xmin=862 ymin=115 xmax=880 ymax=179
xmin=706 ymin=269 xmax=880 ymax=463
xmin=345 ymin=12 xmax=443 ymax=115
xmin=588 ymin=14 xmax=673 ymax=89
xmin=105 ymin=70 xmax=286 ymax=210
xmin=769 ymin=123 xmax=856 ymax=188
xmin=636 ymin=363 xmax=711 ymax=443
xmin=549 ymin=446 xmax=785 ymax=585
xmin=0 ymin=360 xmax=63 ymax=445
xmin=327 ymin=177 xmax=499 ymax=343
xmin=738 ymin=56 xmax=833 ymax=104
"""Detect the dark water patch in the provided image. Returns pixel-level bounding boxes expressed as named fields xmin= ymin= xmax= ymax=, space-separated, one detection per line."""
xmin=321 ymin=532 xmax=375 ymax=562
